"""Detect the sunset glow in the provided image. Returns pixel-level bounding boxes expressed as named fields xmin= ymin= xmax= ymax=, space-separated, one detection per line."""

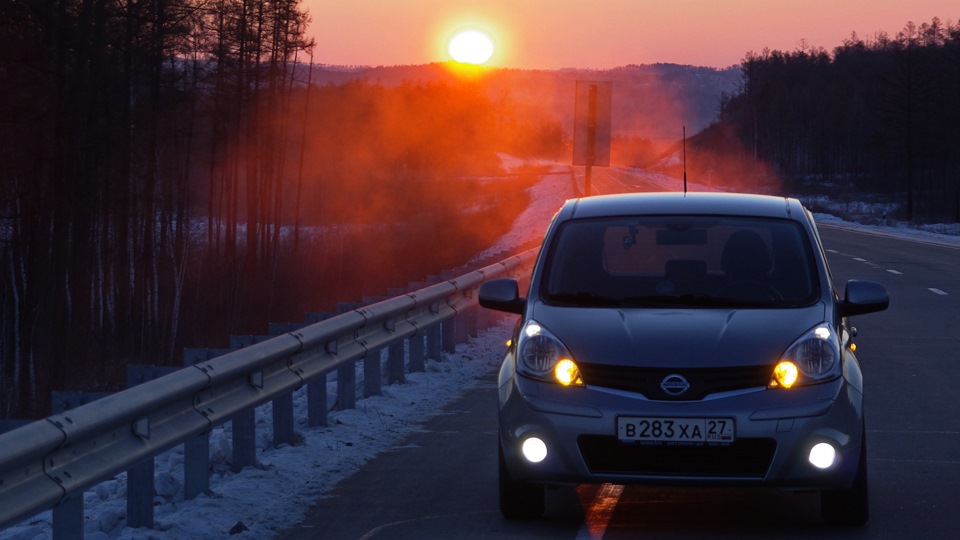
xmin=306 ymin=0 xmax=958 ymax=69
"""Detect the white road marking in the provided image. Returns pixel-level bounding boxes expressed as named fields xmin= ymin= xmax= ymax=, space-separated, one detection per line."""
xmin=854 ymin=257 xmax=868 ymax=262
xmin=870 ymin=429 xmax=960 ymax=435
xmin=928 ymin=288 xmax=948 ymax=295
xmin=871 ymin=458 xmax=960 ymax=464
xmin=887 ymin=269 xmax=903 ymax=275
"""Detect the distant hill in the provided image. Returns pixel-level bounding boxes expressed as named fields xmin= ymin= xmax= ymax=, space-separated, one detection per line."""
xmin=299 ymin=63 xmax=741 ymax=141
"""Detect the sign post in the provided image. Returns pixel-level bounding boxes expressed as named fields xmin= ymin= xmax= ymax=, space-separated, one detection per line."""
xmin=573 ymin=81 xmax=612 ymax=196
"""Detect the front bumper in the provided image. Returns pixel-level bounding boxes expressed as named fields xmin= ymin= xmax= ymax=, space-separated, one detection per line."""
xmin=498 ymin=364 xmax=864 ymax=490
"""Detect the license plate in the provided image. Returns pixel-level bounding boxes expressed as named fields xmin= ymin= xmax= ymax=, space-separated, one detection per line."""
xmin=617 ymin=416 xmax=735 ymax=443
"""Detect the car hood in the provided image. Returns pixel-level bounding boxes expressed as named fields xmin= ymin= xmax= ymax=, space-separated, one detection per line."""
xmin=529 ymin=303 xmax=827 ymax=368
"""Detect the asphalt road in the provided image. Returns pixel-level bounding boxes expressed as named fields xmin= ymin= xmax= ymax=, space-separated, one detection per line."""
xmin=276 ymin=224 xmax=960 ymax=539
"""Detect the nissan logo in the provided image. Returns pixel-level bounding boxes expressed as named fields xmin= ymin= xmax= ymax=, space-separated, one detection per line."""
xmin=660 ymin=374 xmax=691 ymax=396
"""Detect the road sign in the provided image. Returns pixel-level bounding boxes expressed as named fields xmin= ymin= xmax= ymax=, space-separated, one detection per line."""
xmin=573 ymin=81 xmax=612 ymax=167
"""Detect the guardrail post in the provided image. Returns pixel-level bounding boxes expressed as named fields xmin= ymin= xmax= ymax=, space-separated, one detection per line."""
xmin=181 ymin=352 xmax=211 ymax=499
xmin=231 ymin=410 xmax=257 ymax=472
xmin=307 ymin=373 xmax=328 ymax=427
xmin=51 ymin=495 xmax=82 ymax=540
xmin=268 ymin=318 xmax=308 ymax=451
xmin=442 ymin=318 xmax=457 ymax=353
xmin=336 ymin=364 xmax=356 ymax=410
xmin=127 ymin=458 xmax=154 ymax=529
xmin=465 ymin=304 xmax=480 ymax=338
xmin=455 ymin=312 xmax=468 ymax=344
xmin=363 ymin=350 xmax=382 ymax=397
xmin=183 ymin=435 xmax=209 ymax=499
xmin=303 ymin=313 xmax=332 ymax=427
xmin=273 ymin=392 xmax=296 ymax=447
xmin=130 ymin=364 xmax=207 ymax=501
xmin=387 ymin=341 xmax=405 ymax=384
xmin=50 ymin=391 xmax=110 ymax=538
xmin=228 ymin=337 xmax=299 ymax=457
xmin=428 ymin=323 xmax=443 ymax=360
xmin=477 ymin=302 xmax=493 ymax=331
xmin=0 ymin=248 xmax=538 ymax=533
xmin=408 ymin=332 xmax=425 ymax=372
xmin=126 ymin=365 xmax=188 ymax=529
xmin=195 ymin=342 xmax=257 ymax=472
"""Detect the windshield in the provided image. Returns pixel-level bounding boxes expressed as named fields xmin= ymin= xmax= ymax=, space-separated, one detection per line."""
xmin=541 ymin=216 xmax=819 ymax=308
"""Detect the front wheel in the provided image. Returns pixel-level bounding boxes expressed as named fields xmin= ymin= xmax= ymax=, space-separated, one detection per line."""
xmin=821 ymin=423 xmax=869 ymax=526
xmin=499 ymin=443 xmax=545 ymax=519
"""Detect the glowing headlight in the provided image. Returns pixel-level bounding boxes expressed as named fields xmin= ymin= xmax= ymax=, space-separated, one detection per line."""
xmin=772 ymin=361 xmax=799 ymax=388
xmin=517 ymin=320 xmax=583 ymax=386
xmin=554 ymin=359 xmax=583 ymax=386
xmin=772 ymin=324 xmax=841 ymax=388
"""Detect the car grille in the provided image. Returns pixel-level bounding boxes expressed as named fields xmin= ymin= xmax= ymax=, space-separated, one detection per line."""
xmin=578 ymin=436 xmax=776 ymax=478
xmin=576 ymin=363 xmax=772 ymax=400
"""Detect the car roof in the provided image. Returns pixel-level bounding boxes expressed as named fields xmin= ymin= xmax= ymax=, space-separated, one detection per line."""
xmin=563 ymin=192 xmax=805 ymax=221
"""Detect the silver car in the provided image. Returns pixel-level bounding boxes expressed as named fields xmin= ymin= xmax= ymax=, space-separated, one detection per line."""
xmin=479 ymin=192 xmax=889 ymax=526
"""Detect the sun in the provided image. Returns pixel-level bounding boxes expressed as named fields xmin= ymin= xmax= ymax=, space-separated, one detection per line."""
xmin=447 ymin=29 xmax=495 ymax=65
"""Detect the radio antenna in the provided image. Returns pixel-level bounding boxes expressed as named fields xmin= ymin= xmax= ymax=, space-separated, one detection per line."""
xmin=683 ymin=126 xmax=688 ymax=194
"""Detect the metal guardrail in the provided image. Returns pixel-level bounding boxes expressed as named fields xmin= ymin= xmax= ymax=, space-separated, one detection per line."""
xmin=0 ymin=249 xmax=536 ymax=535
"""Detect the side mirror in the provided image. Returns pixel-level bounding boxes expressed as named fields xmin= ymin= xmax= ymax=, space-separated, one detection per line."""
xmin=840 ymin=279 xmax=889 ymax=317
xmin=479 ymin=278 xmax=525 ymax=314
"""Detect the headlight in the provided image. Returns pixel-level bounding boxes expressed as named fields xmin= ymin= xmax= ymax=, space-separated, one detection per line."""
xmin=771 ymin=324 xmax=841 ymax=388
xmin=517 ymin=320 xmax=583 ymax=386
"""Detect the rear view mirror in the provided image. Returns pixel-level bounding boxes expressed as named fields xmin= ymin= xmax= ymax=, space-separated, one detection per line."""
xmin=840 ymin=280 xmax=889 ymax=317
xmin=479 ymin=278 xmax=525 ymax=314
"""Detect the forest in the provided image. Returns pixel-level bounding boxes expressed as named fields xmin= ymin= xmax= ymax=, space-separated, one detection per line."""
xmin=0 ymin=1 xmax=559 ymax=418
xmin=2 ymin=3 xmax=958 ymax=420
xmin=697 ymin=17 xmax=960 ymax=221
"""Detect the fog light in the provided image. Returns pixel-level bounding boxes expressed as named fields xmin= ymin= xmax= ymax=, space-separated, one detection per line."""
xmin=521 ymin=437 xmax=548 ymax=463
xmin=809 ymin=442 xmax=837 ymax=469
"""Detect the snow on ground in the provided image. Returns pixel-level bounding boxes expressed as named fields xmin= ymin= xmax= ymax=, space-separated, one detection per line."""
xmin=3 ymin=158 xmax=958 ymax=539
xmin=0 ymin=155 xmax=575 ymax=540
xmin=471 ymin=155 xmax=573 ymax=263
xmin=813 ymin=212 xmax=960 ymax=248
xmin=1 ymin=324 xmax=517 ymax=540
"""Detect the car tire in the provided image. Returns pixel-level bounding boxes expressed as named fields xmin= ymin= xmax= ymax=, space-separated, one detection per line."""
xmin=821 ymin=422 xmax=869 ymax=526
xmin=499 ymin=443 xmax=545 ymax=519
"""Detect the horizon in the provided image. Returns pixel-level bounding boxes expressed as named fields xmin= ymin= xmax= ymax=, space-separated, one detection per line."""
xmin=304 ymin=1 xmax=957 ymax=70
xmin=304 ymin=59 xmax=737 ymax=72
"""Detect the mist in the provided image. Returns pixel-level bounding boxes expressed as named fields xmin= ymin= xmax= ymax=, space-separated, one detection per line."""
xmin=0 ymin=1 xmax=741 ymax=419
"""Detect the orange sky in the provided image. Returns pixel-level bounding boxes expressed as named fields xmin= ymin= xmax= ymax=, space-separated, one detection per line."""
xmin=304 ymin=0 xmax=957 ymax=69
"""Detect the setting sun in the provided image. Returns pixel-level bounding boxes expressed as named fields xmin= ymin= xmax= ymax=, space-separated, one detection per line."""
xmin=448 ymin=29 xmax=495 ymax=65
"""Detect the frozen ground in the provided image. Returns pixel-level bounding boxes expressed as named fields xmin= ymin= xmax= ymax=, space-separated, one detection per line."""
xmin=0 ymin=156 xmax=572 ymax=540
xmin=2 ymin=159 xmax=957 ymax=539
